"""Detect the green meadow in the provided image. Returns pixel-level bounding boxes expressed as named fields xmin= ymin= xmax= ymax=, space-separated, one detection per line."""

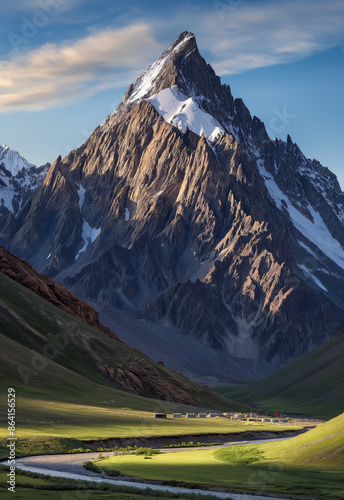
xmin=0 ymin=394 xmax=297 ymax=459
xmin=96 ymin=413 xmax=344 ymax=500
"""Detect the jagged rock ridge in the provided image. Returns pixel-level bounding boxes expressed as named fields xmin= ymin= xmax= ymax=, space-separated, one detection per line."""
xmin=1 ymin=31 xmax=344 ymax=381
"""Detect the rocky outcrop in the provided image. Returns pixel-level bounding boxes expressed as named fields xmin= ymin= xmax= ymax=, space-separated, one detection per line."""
xmin=98 ymin=357 xmax=197 ymax=405
xmin=0 ymin=245 xmax=121 ymax=342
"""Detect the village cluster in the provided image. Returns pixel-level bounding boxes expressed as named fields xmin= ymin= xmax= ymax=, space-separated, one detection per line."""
xmin=154 ymin=412 xmax=290 ymax=422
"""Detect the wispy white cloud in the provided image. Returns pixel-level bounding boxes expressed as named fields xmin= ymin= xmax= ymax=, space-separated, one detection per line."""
xmin=1 ymin=0 xmax=76 ymax=16
xmin=1 ymin=0 xmax=344 ymax=112
xmin=0 ymin=23 xmax=162 ymax=112
xmin=184 ymin=0 xmax=344 ymax=74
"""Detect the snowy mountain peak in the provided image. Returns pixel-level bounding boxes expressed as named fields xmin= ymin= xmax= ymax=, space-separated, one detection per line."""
xmin=127 ymin=54 xmax=167 ymax=104
xmin=147 ymin=86 xmax=224 ymax=141
xmin=0 ymin=145 xmax=48 ymax=215
xmin=108 ymin=31 xmax=241 ymax=143
xmin=106 ymin=31 xmax=344 ymax=283
xmin=172 ymin=30 xmax=195 ymax=43
xmin=126 ymin=31 xmax=197 ymax=106
xmin=169 ymin=30 xmax=196 ymax=53
xmin=0 ymin=144 xmax=34 ymax=177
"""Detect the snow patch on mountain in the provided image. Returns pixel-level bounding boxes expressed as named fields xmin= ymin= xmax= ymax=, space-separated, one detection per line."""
xmin=172 ymin=32 xmax=194 ymax=53
xmin=0 ymin=186 xmax=15 ymax=212
xmin=258 ymin=159 xmax=344 ymax=270
xmin=299 ymin=161 xmax=344 ymax=225
xmin=0 ymin=145 xmax=33 ymax=176
xmin=147 ymin=86 xmax=224 ymax=140
xmin=77 ymin=184 xmax=86 ymax=210
xmin=76 ymin=221 xmax=101 ymax=260
xmin=297 ymin=240 xmax=318 ymax=259
xmin=298 ymin=264 xmax=327 ymax=292
xmin=128 ymin=56 xmax=167 ymax=104
xmin=75 ymin=185 xmax=101 ymax=258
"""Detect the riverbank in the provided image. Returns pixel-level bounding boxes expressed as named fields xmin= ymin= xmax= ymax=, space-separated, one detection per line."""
xmin=84 ymin=429 xmax=304 ymax=449
xmin=13 ymin=455 xmax=313 ymax=500
xmin=6 ymin=434 xmax=315 ymax=500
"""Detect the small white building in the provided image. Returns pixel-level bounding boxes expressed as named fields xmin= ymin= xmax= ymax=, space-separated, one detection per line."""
xmin=198 ymin=413 xmax=207 ymax=418
xmin=186 ymin=413 xmax=196 ymax=418
xmin=173 ymin=413 xmax=182 ymax=418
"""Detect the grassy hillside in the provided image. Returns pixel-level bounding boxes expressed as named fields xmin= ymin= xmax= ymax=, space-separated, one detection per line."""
xmin=215 ymin=332 xmax=344 ymax=418
xmin=0 ymin=270 xmax=255 ymax=459
xmin=215 ymin=411 xmax=344 ymax=469
xmin=98 ymin=413 xmax=344 ymax=499
xmin=0 ymin=271 xmax=247 ymax=410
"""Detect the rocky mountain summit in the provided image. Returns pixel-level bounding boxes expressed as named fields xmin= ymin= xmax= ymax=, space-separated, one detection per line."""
xmin=0 ymin=145 xmax=49 ymax=217
xmin=1 ymin=31 xmax=344 ymax=381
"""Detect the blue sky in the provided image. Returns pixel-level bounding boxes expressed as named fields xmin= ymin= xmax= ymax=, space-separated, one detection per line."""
xmin=1 ymin=0 xmax=344 ymax=185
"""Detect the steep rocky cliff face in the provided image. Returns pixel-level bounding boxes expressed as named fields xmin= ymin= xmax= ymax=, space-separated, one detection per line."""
xmin=2 ymin=31 xmax=344 ymax=380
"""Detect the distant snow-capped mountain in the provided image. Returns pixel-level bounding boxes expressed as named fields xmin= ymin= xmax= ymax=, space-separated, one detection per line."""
xmin=0 ymin=145 xmax=49 ymax=215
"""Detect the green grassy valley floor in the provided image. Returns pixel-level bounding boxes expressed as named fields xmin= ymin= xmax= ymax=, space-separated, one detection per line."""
xmin=0 ymin=392 xmax=299 ymax=459
xmin=96 ymin=413 xmax=344 ymax=500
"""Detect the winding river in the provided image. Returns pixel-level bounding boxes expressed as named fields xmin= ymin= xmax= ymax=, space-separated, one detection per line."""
xmin=6 ymin=436 xmax=302 ymax=500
